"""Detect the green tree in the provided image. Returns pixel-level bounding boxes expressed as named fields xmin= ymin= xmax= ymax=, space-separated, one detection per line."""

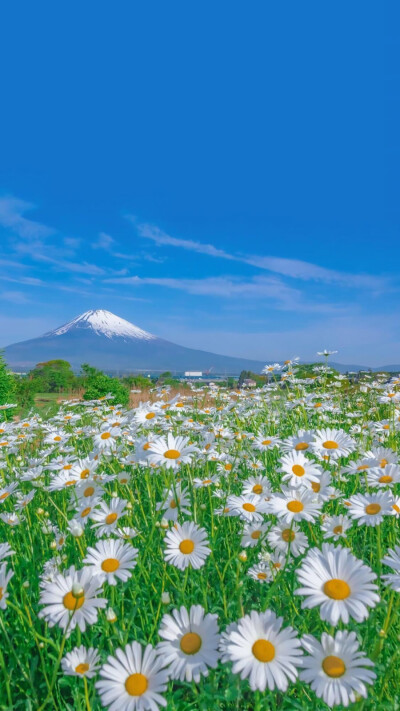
xmin=0 ymin=351 xmax=16 ymax=407
xmin=83 ymin=372 xmax=129 ymax=406
xmin=30 ymin=360 xmax=76 ymax=393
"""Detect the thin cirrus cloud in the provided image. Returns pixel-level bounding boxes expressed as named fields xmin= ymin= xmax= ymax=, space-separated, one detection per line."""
xmin=134 ymin=220 xmax=388 ymax=290
xmin=0 ymin=195 xmax=55 ymax=239
xmin=105 ymin=274 xmax=342 ymax=313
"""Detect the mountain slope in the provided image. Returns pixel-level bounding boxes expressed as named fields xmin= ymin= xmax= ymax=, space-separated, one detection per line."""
xmin=4 ymin=309 xmax=266 ymax=374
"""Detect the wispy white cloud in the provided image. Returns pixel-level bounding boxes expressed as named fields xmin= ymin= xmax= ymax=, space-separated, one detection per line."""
xmin=0 ymin=196 xmax=55 ymax=239
xmin=1 ymin=290 xmax=30 ymax=304
xmin=92 ymin=232 xmax=116 ymax=250
xmin=35 ymin=254 xmax=105 ymax=276
xmin=133 ymin=219 xmax=389 ymax=290
xmin=105 ymin=274 xmax=341 ymax=312
xmin=134 ymin=220 xmax=236 ymax=260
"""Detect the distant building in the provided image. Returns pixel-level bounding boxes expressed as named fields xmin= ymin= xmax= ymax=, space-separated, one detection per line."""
xmin=184 ymin=371 xmax=203 ymax=377
xmin=243 ymin=378 xmax=257 ymax=388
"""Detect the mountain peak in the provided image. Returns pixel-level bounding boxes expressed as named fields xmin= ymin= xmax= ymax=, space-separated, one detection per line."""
xmin=45 ymin=309 xmax=156 ymax=341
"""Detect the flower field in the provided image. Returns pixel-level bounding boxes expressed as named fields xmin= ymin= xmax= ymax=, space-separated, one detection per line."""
xmin=1 ymin=363 xmax=400 ymax=710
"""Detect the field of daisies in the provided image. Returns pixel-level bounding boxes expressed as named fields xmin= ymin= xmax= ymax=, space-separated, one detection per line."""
xmin=1 ymin=363 xmax=400 ymax=710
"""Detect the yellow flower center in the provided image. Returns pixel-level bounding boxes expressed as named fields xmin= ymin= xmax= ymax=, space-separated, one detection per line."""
xmin=84 ymin=486 xmax=95 ymax=497
xmin=105 ymin=513 xmax=118 ymax=525
xmin=143 ymin=443 xmax=151 ymax=450
xmin=180 ymin=632 xmax=202 ymax=654
xmin=323 ymin=578 xmax=351 ymax=599
xmin=287 ymin=500 xmax=303 ymax=513
xmin=101 ymin=557 xmax=120 ymax=573
xmin=282 ymin=528 xmax=295 ymax=542
xmin=243 ymin=503 xmax=256 ymax=512
xmin=333 ymin=525 xmax=343 ymax=534
xmin=252 ymin=484 xmax=263 ymax=494
xmin=311 ymin=481 xmax=321 ymax=493
xmin=75 ymin=663 xmax=90 ymax=674
xmin=393 ymin=504 xmax=400 ymax=513
xmin=164 ymin=449 xmax=181 ymax=459
xmin=251 ymin=530 xmax=261 ymax=539
xmin=323 ymin=440 xmax=338 ymax=450
xmin=295 ymin=442 xmax=309 ymax=450
xmin=170 ymin=499 xmax=179 ymax=509
xmin=379 ymin=475 xmax=392 ymax=484
xmin=80 ymin=469 xmax=90 ymax=479
xmin=380 ymin=459 xmax=388 ymax=468
xmin=81 ymin=507 xmax=91 ymax=518
xmin=63 ymin=591 xmax=85 ymax=610
xmin=179 ymin=539 xmax=194 ymax=554
xmin=63 ymin=464 xmax=72 ymax=470
xmin=292 ymin=464 xmax=305 ymax=477
xmin=54 ymin=436 xmax=62 ymax=442
xmin=257 ymin=572 xmax=267 ymax=580
xmin=365 ymin=503 xmax=381 ymax=515
xmin=145 ymin=412 xmax=155 ymax=420
xmin=357 ymin=464 xmax=369 ymax=471
xmin=101 ymin=432 xmax=111 ymax=440
xmin=262 ymin=440 xmax=271 ymax=446
xmin=125 ymin=673 xmax=148 ymax=696
xmin=224 ymin=463 xmax=232 ymax=471
xmin=252 ymin=639 xmax=275 ymax=662
xmin=0 ymin=492 xmax=9 ymax=500
xmin=322 ymin=655 xmax=346 ymax=678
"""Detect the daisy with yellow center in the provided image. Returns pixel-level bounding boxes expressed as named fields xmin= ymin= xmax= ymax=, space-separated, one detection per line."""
xmin=280 ymin=451 xmax=322 ymax=489
xmin=83 ymin=538 xmax=138 ymax=585
xmin=158 ymin=604 xmax=220 ymax=682
xmin=61 ymin=645 xmax=100 ymax=679
xmin=96 ymin=641 xmax=168 ymax=710
xmin=90 ymin=497 xmax=128 ymax=537
xmin=347 ymin=491 xmax=394 ymax=527
xmin=147 ymin=433 xmax=197 ymax=469
xmin=38 ymin=566 xmax=106 ymax=633
xmin=300 ymin=630 xmax=376 ymax=707
xmin=295 ymin=543 xmax=379 ymax=625
xmin=164 ymin=521 xmax=210 ymax=570
xmin=223 ymin=609 xmax=303 ymax=691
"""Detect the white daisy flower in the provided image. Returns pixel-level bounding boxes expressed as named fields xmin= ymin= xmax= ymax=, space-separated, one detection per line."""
xmin=268 ymin=488 xmax=322 ymax=524
xmin=164 ymin=521 xmax=210 ymax=570
xmin=158 ymin=604 xmax=220 ymax=682
xmin=96 ymin=641 xmax=168 ymax=711
xmin=312 ymin=428 xmax=356 ymax=460
xmin=241 ymin=522 xmax=269 ymax=548
xmin=226 ymin=493 xmax=270 ymax=522
xmin=347 ymin=491 xmax=393 ymax=527
xmin=223 ymin=609 xmax=303 ymax=691
xmin=0 ymin=563 xmax=14 ymax=609
xmin=61 ymin=645 xmax=100 ymax=678
xmin=38 ymin=565 xmax=107 ymax=634
xmin=147 ymin=434 xmax=197 ymax=469
xmin=279 ymin=451 xmax=322 ymax=488
xmin=366 ymin=464 xmax=400 ymax=488
xmin=241 ymin=475 xmax=271 ymax=498
xmin=295 ymin=543 xmax=379 ymax=625
xmin=83 ymin=539 xmax=138 ymax=586
xmin=280 ymin=430 xmax=315 ymax=453
xmin=156 ymin=485 xmax=191 ymax=521
xmin=247 ymin=563 xmax=272 ymax=583
xmin=267 ymin=522 xmax=309 ymax=558
xmin=300 ymin=631 xmax=376 ymax=707
xmin=321 ymin=514 xmax=352 ymax=541
xmin=90 ymin=497 xmax=128 ymax=537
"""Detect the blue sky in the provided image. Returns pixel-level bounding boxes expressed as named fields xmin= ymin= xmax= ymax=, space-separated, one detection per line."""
xmin=0 ymin=1 xmax=399 ymax=366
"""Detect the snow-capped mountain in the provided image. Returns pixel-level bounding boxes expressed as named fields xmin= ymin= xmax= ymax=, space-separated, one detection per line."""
xmin=4 ymin=309 xmax=265 ymax=374
xmin=46 ymin=310 xmax=156 ymax=341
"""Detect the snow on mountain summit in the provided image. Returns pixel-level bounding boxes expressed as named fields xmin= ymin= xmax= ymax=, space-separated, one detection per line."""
xmin=46 ymin=309 xmax=156 ymax=341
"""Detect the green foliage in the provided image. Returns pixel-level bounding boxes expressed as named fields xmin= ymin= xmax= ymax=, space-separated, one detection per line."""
xmin=30 ymin=359 xmax=77 ymax=393
xmin=122 ymin=374 xmax=151 ymax=389
xmin=14 ymin=377 xmax=38 ymax=410
xmin=83 ymin=371 xmax=130 ymax=405
xmin=0 ymin=351 xmax=16 ymax=406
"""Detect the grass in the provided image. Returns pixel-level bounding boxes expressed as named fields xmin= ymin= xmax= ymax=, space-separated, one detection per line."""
xmin=1 ymin=371 xmax=400 ymax=709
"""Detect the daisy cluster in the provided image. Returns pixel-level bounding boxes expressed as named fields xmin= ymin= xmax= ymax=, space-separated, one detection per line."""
xmin=0 ymin=366 xmax=400 ymax=709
